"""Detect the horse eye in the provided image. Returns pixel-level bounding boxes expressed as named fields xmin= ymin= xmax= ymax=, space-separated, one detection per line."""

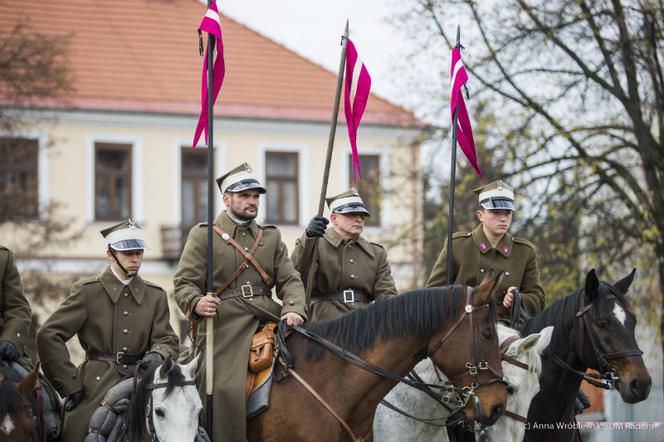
xmin=596 ymin=320 xmax=608 ymax=329
xmin=482 ymin=328 xmax=492 ymax=339
xmin=155 ymin=408 xmax=165 ymax=418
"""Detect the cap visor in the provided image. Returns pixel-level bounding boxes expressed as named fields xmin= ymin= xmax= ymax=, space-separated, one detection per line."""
xmin=110 ymin=239 xmax=149 ymax=251
xmin=480 ymin=199 xmax=515 ymax=211
xmin=225 ymin=180 xmax=266 ymax=194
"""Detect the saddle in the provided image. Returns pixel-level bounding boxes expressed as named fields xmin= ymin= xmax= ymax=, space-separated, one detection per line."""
xmin=245 ymin=322 xmax=278 ymax=419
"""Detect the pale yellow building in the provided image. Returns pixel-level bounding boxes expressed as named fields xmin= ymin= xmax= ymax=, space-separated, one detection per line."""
xmin=1 ymin=0 xmax=423 ymax=334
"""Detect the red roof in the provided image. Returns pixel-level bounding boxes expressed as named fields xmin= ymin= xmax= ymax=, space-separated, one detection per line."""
xmin=1 ymin=0 xmax=417 ymax=126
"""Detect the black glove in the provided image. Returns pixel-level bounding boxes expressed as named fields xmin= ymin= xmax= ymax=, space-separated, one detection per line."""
xmin=305 ymin=216 xmax=329 ymax=238
xmin=0 ymin=340 xmax=19 ymax=362
xmin=140 ymin=352 xmax=164 ymax=372
xmin=64 ymin=389 xmax=84 ymax=412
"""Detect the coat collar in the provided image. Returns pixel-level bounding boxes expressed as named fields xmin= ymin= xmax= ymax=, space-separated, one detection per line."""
xmin=323 ymin=228 xmax=375 ymax=258
xmin=216 ymin=211 xmax=260 ymax=238
xmin=471 ymin=224 xmax=513 ymax=257
xmin=99 ymin=267 xmax=146 ymax=304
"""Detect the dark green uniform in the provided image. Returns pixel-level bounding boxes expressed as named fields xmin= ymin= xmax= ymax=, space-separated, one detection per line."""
xmin=0 ymin=246 xmax=31 ymax=358
xmin=174 ymin=211 xmax=307 ymax=442
xmin=292 ymin=228 xmax=397 ymax=322
xmin=37 ymin=268 xmax=179 ymax=442
xmin=427 ymin=224 xmax=545 ymax=316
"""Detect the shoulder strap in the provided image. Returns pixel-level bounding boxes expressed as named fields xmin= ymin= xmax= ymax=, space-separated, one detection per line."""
xmin=212 ymin=226 xmax=272 ymax=291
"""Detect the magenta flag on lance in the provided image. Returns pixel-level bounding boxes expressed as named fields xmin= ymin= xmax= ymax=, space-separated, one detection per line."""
xmin=344 ymin=39 xmax=371 ymax=183
xmin=450 ymin=47 xmax=483 ymax=179
xmin=192 ymin=0 xmax=225 ymax=148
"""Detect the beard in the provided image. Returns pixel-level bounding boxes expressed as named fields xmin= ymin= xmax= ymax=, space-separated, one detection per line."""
xmin=231 ymin=206 xmax=257 ymax=221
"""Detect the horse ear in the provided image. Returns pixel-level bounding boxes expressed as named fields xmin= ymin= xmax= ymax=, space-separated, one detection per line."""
xmin=614 ymin=268 xmax=636 ymax=295
xmin=159 ymin=355 xmax=174 ymax=378
xmin=585 ymin=269 xmax=599 ymax=301
xmin=182 ymin=352 xmax=202 ymax=378
xmin=534 ymin=326 xmax=554 ymax=355
xmin=17 ymin=363 xmax=40 ymax=402
xmin=474 ymin=271 xmax=504 ymax=304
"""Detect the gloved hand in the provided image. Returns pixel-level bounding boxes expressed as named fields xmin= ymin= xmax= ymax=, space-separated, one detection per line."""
xmin=140 ymin=352 xmax=164 ymax=372
xmin=64 ymin=389 xmax=84 ymax=412
xmin=0 ymin=340 xmax=19 ymax=362
xmin=305 ymin=216 xmax=329 ymax=238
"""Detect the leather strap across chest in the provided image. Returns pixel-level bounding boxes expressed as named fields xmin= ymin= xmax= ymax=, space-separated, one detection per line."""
xmin=212 ymin=225 xmax=272 ymax=295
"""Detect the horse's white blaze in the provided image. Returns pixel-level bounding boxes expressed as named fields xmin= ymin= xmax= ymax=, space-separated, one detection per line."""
xmin=0 ymin=414 xmax=14 ymax=435
xmin=613 ymin=302 xmax=626 ymax=327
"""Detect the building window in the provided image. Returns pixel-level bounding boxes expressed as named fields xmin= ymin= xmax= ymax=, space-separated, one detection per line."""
xmin=181 ymin=147 xmax=209 ymax=229
xmin=0 ymin=138 xmax=39 ymax=218
xmin=349 ymin=154 xmax=381 ymax=226
xmin=95 ymin=143 xmax=131 ymax=220
xmin=265 ymin=152 xmax=299 ymax=224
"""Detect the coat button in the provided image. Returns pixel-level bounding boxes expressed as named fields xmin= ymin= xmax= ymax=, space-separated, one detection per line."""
xmin=123 ymin=310 xmax=129 ymax=316
xmin=480 ymin=269 xmax=485 ymax=273
xmin=16 ymin=332 xmax=20 ymax=338
xmin=288 ymin=301 xmax=295 ymax=306
xmin=349 ymin=259 xmax=355 ymax=263
xmin=72 ymin=373 xmax=77 ymax=379
xmin=122 ymin=346 xmax=128 ymax=351
xmin=350 ymin=274 xmax=357 ymax=279
xmin=156 ymin=345 xmax=161 ymax=350
xmin=95 ymin=376 xmax=101 ymax=381
xmin=123 ymin=364 xmax=128 ymax=369
xmin=244 ymin=247 xmax=249 ymax=251
xmin=242 ymin=232 xmax=247 ymax=236
xmin=505 ymin=272 xmax=510 ymax=276
xmin=124 ymin=293 xmax=129 ymax=298
xmin=123 ymin=329 xmax=129 ymax=334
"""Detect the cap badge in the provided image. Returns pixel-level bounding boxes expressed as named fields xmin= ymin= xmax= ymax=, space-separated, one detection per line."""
xmin=497 ymin=182 xmax=503 ymax=190
xmin=245 ymin=165 xmax=253 ymax=173
xmin=351 ymin=187 xmax=359 ymax=196
xmin=480 ymin=243 xmax=488 ymax=250
xmin=128 ymin=219 xmax=138 ymax=229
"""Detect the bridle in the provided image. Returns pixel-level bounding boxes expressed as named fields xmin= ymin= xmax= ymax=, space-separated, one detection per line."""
xmin=143 ymin=377 xmax=197 ymax=442
xmin=498 ymin=334 xmax=531 ymax=424
xmin=553 ymin=290 xmax=643 ymax=390
xmin=277 ymin=286 xmax=506 ymax=441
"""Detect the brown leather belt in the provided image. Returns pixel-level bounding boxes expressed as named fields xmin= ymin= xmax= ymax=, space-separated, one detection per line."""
xmin=219 ymin=283 xmax=269 ymax=300
xmin=86 ymin=350 xmax=145 ymax=365
xmin=311 ymin=289 xmax=372 ymax=304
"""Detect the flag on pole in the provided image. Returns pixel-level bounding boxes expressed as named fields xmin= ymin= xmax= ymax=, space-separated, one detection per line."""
xmin=450 ymin=47 xmax=483 ymax=179
xmin=343 ymin=39 xmax=371 ymax=183
xmin=192 ymin=0 xmax=225 ymax=148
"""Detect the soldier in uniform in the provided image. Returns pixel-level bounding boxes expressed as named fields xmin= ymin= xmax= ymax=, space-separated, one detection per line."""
xmin=427 ymin=180 xmax=545 ymax=317
xmin=174 ymin=162 xmax=307 ymax=442
xmin=292 ymin=188 xmax=397 ymax=322
xmin=0 ymin=245 xmax=31 ymax=363
xmin=37 ymin=219 xmax=179 ymax=442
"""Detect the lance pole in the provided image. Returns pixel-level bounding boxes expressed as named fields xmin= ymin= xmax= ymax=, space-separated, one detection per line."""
xmin=305 ymin=20 xmax=349 ymax=302
xmin=446 ymin=26 xmax=461 ymax=281
xmin=204 ymin=0 xmax=215 ymax=436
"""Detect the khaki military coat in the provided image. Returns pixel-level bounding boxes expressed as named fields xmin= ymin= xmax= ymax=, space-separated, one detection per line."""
xmin=427 ymin=224 xmax=545 ymax=316
xmin=292 ymin=228 xmax=397 ymax=322
xmin=37 ymin=267 xmax=179 ymax=442
xmin=173 ymin=211 xmax=307 ymax=442
xmin=0 ymin=246 xmax=31 ymax=357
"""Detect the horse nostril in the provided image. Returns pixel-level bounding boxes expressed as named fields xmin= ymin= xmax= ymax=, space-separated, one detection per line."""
xmin=490 ymin=404 xmax=504 ymax=422
xmin=630 ymin=378 xmax=651 ymax=396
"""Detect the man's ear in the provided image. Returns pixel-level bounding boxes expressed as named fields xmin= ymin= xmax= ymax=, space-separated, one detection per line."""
xmin=222 ymin=192 xmax=231 ymax=207
xmin=476 ymin=209 xmax=484 ymax=223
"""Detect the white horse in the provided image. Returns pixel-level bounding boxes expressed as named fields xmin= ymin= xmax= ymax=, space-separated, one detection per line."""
xmin=85 ymin=356 xmax=207 ymax=442
xmin=373 ymin=324 xmax=554 ymax=442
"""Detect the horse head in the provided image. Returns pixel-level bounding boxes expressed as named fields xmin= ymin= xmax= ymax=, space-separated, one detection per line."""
xmin=127 ymin=355 xmax=203 ymax=442
xmin=427 ymin=273 xmax=507 ymax=426
xmin=580 ymin=269 xmax=651 ymax=403
xmin=0 ymin=363 xmax=39 ymax=442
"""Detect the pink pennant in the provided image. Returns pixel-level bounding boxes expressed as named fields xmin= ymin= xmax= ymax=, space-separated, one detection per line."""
xmin=192 ymin=0 xmax=225 ymax=148
xmin=344 ymin=39 xmax=371 ymax=183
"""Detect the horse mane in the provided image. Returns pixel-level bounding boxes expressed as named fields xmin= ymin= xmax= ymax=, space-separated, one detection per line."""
xmin=126 ymin=363 xmax=185 ymax=441
xmin=303 ymin=286 xmax=474 ymax=360
xmin=0 ymin=368 xmax=28 ymax=416
xmin=521 ymin=279 xmax=633 ymax=359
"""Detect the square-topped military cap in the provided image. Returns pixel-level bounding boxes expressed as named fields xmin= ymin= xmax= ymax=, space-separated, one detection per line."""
xmin=100 ymin=218 xmax=149 ymax=251
xmin=216 ymin=162 xmax=266 ymax=194
xmin=473 ymin=179 xmax=516 ymax=211
xmin=326 ymin=188 xmax=371 ymax=216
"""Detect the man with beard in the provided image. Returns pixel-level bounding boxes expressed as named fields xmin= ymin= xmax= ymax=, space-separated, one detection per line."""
xmin=37 ymin=219 xmax=179 ymax=441
xmin=427 ymin=179 xmax=545 ymax=318
xmin=292 ymin=188 xmax=397 ymax=322
xmin=174 ymin=162 xmax=306 ymax=442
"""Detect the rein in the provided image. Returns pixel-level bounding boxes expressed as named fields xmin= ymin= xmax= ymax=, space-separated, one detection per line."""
xmin=553 ymin=292 xmax=643 ymax=390
xmin=277 ymin=287 xmax=505 ymax=439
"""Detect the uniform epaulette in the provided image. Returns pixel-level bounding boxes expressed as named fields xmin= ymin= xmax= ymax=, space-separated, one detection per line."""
xmin=0 ymin=245 xmax=7 ymax=251
xmin=452 ymin=232 xmax=472 ymax=239
xmin=145 ymin=280 xmax=165 ymax=290
xmin=260 ymin=224 xmax=277 ymax=229
xmin=513 ymin=236 xmax=535 ymax=249
xmin=79 ymin=275 xmax=100 ymax=286
xmin=197 ymin=222 xmax=208 ymax=227
xmin=370 ymin=242 xmax=385 ymax=250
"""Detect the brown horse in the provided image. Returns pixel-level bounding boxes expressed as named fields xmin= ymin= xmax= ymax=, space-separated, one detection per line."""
xmin=0 ymin=363 xmax=39 ymax=442
xmin=247 ymin=276 xmax=508 ymax=441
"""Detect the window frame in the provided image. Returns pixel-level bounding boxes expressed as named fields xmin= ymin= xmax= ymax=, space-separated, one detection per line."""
xmin=348 ymin=153 xmax=382 ymax=227
xmin=0 ymin=137 xmax=40 ymax=219
xmin=94 ymin=142 xmax=133 ymax=221
xmin=264 ymin=150 xmax=300 ymax=225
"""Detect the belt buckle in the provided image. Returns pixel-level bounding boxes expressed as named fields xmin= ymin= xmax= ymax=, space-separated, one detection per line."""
xmin=241 ymin=284 xmax=254 ymax=298
xmin=116 ymin=352 xmax=126 ymax=364
xmin=343 ymin=289 xmax=355 ymax=303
